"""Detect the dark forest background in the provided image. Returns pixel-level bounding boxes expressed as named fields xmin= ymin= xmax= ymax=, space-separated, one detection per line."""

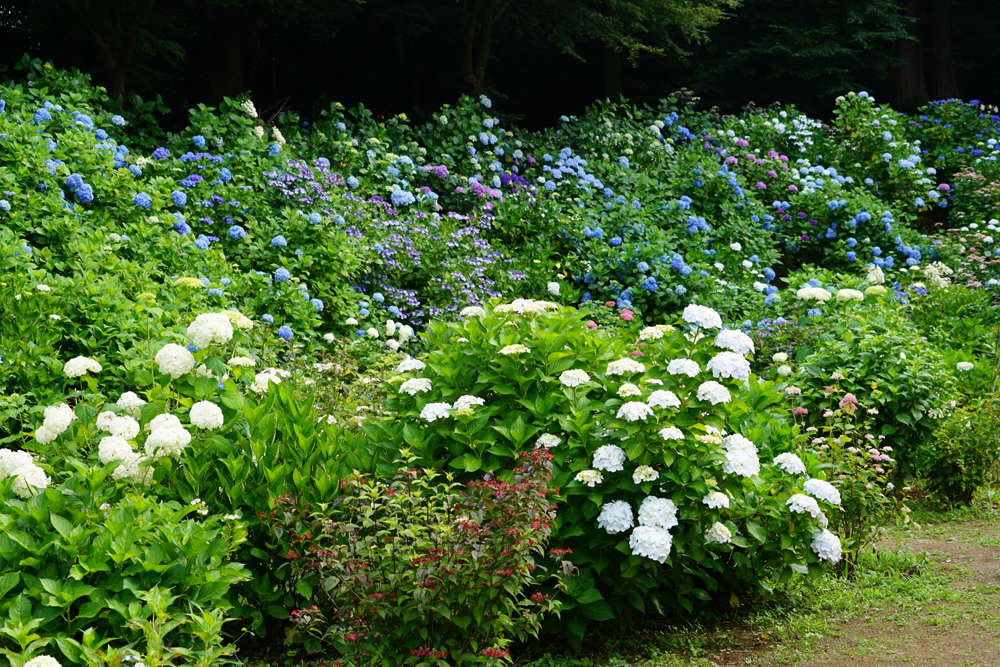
xmin=0 ymin=0 xmax=997 ymax=128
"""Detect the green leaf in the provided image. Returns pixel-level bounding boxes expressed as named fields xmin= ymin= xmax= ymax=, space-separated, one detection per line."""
xmin=745 ymin=522 xmax=767 ymax=544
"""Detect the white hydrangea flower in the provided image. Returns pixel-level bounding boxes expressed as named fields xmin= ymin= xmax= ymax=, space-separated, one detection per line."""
xmin=787 ymin=493 xmax=823 ymax=518
xmin=702 ymin=491 xmax=730 ymax=509
xmin=420 ymin=402 xmax=452 ymax=422
xmin=772 ymin=352 xmax=788 ymax=363
xmin=400 ymin=378 xmax=432 ymax=395
xmin=460 ymin=306 xmax=486 ymax=317
xmin=597 ymin=500 xmax=634 ymax=534
xmin=697 ymin=381 xmax=732 ymax=405
xmin=956 ymin=362 xmax=974 ymax=372
xmin=36 ymin=403 xmax=76 ymax=444
xmin=632 ymin=465 xmax=659 ymax=484
xmin=492 ymin=298 xmax=559 ymax=314
xmin=186 ymin=312 xmax=234 ymax=348
xmin=617 ymin=401 xmax=654 ymax=422
xmin=606 ymin=358 xmax=646 ymax=376
xmin=638 ymin=327 xmax=664 ymax=341
xmin=96 ymin=411 xmax=117 ymax=432
xmin=773 ymin=452 xmax=807 ymax=475
xmin=705 ymin=522 xmax=733 ymax=544
xmin=629 ymin=525 xmax=673 ymax=563
xmin=835 ymin=288 xmax=865 ymax=302
xmin=117 ymin=391 xmax=146 ymax=418
xmin=796 ymin=287 xmax=831 ymax=302
xmin=397 ymin=358 xmax=426 ymax=373
xmin=617 ymin=383 xmax=642 ymax=398
xmin=714 ymin=329 xmax=755 ymax=356
xmin=453 ymin=395 xmax=485 ymax=410
xmin=866 ymin=265 xmax=885 ymax=285
xmin=145 ymin=425 xmax=192 ymax=458
xmin=398 ymin=325 xmax=415 ymax=342
xmin=251 ymin=370 xmax=281 ymax=394
xmin=98 ymin=436 xmax=134 ymax=464
xmin=666 ymin=358 xmax=700 ymax=377
xmin=560 ymin=369 xmax=591 ymax=387
xmin=682 ymin=304 xmax=723 ymax=329
xmin=575 ymin=469 xmax=603 ymax=487
xmin=63 ymin=356 xmax=102 ymax=378
xmin=637 ymin=496 xmax=678 ymax=530
xmin=659 ymin=426 xmax=684 ymax=440
xmin=499 ymin=344 xmax=530 ymax=355
xmin=648 ymin=390 xmax=680 ymax=409
xmin=385 ymin=321 xmax=396 ymax=337
xmin=109 ymin=415 xmax=140 ymax=440
xmin=730 ymin=242 xmax=742 ymax=252
xmin=0 ymin=449 xmax=35 ymax=478
xmin=537 ymin=433 xmax=560 ymax=448
xmin=149 ymin=413 xmax=182 ymax=431
xmin=228 ymin=356 xmax=257 ymax=368
xmin=722 ymin=434 xmax=760 ymax=477
xmin=113 ymin=451 xmax=154 ymax=486
xmin=155 ymin=344 xmax=196 ymax=379
xmin=547 ymin=281 xmax=561 ymax=296
xmin=190 ymin=401 xmax=224 ymax=430
xmin=811 ymin=528 xmax=843 ymax=563
xmin=645 ymin=378 xmax=664 ymax=385
xmin=8 ymin=463 xmax=50 ymax=497
xmin=707 ymin=352 xmax=751 ymax=382
xmin=776 ymin=365 xmax=792 ymax=376
xmin=804 ymin=478 xmax=842 ymax=505
xmin=223 ymin=309 xmax=254 ymax=331
xmin=23 ymin=656 xmax=62 ymax=667
xmin=593 ymin=444 xmax=626 ymax=472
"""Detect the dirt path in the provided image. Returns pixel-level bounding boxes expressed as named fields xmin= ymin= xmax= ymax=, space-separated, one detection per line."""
xmin=799 ymin=520 xmax=1000 ymax=667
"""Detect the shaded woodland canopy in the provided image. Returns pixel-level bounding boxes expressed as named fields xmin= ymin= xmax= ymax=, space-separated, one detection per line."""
xmin=0 ymin=0 xmax=997 ymax=127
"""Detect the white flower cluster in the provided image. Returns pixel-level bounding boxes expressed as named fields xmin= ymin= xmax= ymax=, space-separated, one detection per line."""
xmin=721 ymin=434 xmax=760 ymax=477
xmin=228 ymin=356 xmax=256 ymax=368
xmin=666 ymin=358 xmax=700 ymax=377
xmin=397 ymin=358 xmax=426 ymax=373
xmin=593 ymin=444 xmax=626 ymax=472
xmin=638 ymin=496 xmax=678 ymax=530
xmin=493 ymin=299 xmax=559 ymax=315
xmin=145 ymin=413 xmax=191 ymax=459
xmin=704 ymin=522 xmax=733 ymax=544
xmin=155 ymin=344 xmax=196 ymax=379
xmin=597 ymin=500 xmax=634 ymax=534
xmin=63 ymin=355 xmax=102 ymax=378
xmin=187 ymin=313 xmax=234 ymax=348
xmin=702 ymin=491 xmax=730 ymax=509
xmin=453 ymin=395 xmax=486 ymax=410
xmin=36 ymin=404 xmax=76 ymax=444
xmin=648 ymin=390 xmax=680 ymax=409
xmin=835 ymin=289 xmax=864 ymax=302
xmin=460 ymin=306 xmax=486 ymax=317
xmin=696 ymin=381 xmax=731 ymax=405
xmin=629 ymin=526 xmax=673 ymax=563
xmin=772 ymin=352 xmax=788 ymax=363
xmin=499 ymin=344 xmax=530 ymax=355
xmin=190 ymin=401 xmax=224 ymax=430
xmin=606 ymin=358 xmax=646 ymax=375
xmin=575 ymin=469 xmax=603 ymax=487
xmin=796 ymin=286 xmax=831 ymax=302
xmin=617 ymin=383 xmax=642 ymax=397
xmin=706 ymin=352 xmax=751 ymax=383
xmin=638 ymin=326 xmax=664 ymax=341
xmin=617 ymin=401 xmax=653 ymax=422
xmin=682 ymin=304 xmax=722 ymax=329
xmin=400 ymin=378 xmax=432 ymax=395
xmin=811 ymin=528 xmax=843 ymax=563
xmin=252 ymin=370 xmax=282 ymax=394
xmin=714 ymin=329 xmax=755 ymax=356
xmin=786 ymin=493 xmax=823 ymax=518
xmin=659 ymin=426 xmax=684 ymax=440
xmin=804 ymin=478 xmax=842 ymax=505
xmin=866 ymin=264 xmax=885 ymax=285
xmin=776 ymin=365 xmax=792 ymax=376
xmin=0 ymin=449 xmax=50 ymax=498
xmin=117 ymin=391 xmax=146 ymax=417
xmin=632 ymin=465 xmax=659 ymax=483
xmin=560 ymin=369 xmax=591 ymax=387
xmin=537 ymin=433 xmax=560 ymax=448
xmin=773 ymin=452 xmax=807 ymax=475
xmin=957 ymin=361 xmax=974 ymax=371
xmin=420 ymin=402 xmax=451 ymax=422
xmin=108 ymin=415 xmax=140 ymax=440
xmin=924 ymin=262 xmax=953 ymax=289
xmin=240 ymin=99 xmax=258 ymax=118
xmin=98 ymin=436 xmax=134 ymax=465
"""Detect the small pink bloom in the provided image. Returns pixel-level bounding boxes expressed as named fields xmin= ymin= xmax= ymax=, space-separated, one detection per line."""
xmin=839 ymin=393 xmax=858 ymax=413
xmin=586 ymin=320 xmax=598 ymax=330
xmin=793 ymin=407 xmax=809 ymax=416
xmin=620 ymin=309 xmax=634 ymax=321
xmin=788 ymin=184 xmax=798 ymax=191
xmin=768 ymin=170 xmax=778 ymax=178
xmin=604 ymin=301 xmax=616 ymax=308
xmin=629 ymin=350 xmax=644 ymax=357
xmin=824 ymin=386 xmax=835 ymax=394
xmin=756 ymin=182 xmax=767 ymax=190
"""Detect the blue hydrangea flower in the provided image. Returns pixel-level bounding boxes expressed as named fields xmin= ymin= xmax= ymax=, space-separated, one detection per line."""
xmin=846 ymin=251 xmax=857 ymax=261
xmin=675 ymin=285 xmax=687 ymax=295
xmin=847 ymin=237 xmax=857 ymax=248
xmin=641 ymin=277 xmax=658 ymax=291
xmin=228 ymin=225 xmax=247 ymax=240
xmin=637 ymin=262 xmax=649 ymax=273
xmin=359 ymin=308 xmax=370 ymax=317
xmin=129 ymin=165 xmax=142 ymax=176
xmin=277 ymin=325 xmax=293 ymax=340
xmin=391 ymin=189 xmax=415 ymax=206
xmin=75 ymin=114 xmax=94 ymax=131
xmin=171 ymin=190 xmax=187 ymax=206
xmin=95 ymin=129 xmax=108 ymax=141
xmin=221 ymin=278 xmax=231 ymax=286
xmin=33 ymin=108 xmax=52 ymax=124
xmin=373 ymin=292 xmax=385 ymax=303
xmin=65 ymin=173 xmax=84 ymax=192
xmin=347 ymin=176 xmax=359 ymax=189
xmin=807 ymin=309 xmax=822 ymax=317
xmin=193 ymin=135 xmax=206 ymax=148
xmin=271 ymin=235 xmax=288 ymax=247
xmin=609 ymin=236 xmax=622 ymax=247
xmin=268 ymin=144 xmax=280 ymax=157
xmin=262 ymin=314 xmax=274 ymax=324
xmin=295 ymin=249 xmax=303 ymax=256
xmin=111 ymin=115 xmax=125 ymax=126
xmin=308 ymin=213 xmax=322 ymax=224
xmin=619 ymin=156 xmax=629 ymax=168
xmin=152 ymin=147 xmax=170 ymax=160
xmin=194 ymin=236 xmax=211 ymax=250
xmin=764 ymin=267 xmax=776 ymax=282
xmin=208 ymin=288 xmax=223 ymax=297
xmin=0 ymin=200 xmax=9 ymax=212
xmin=544 ymin=181 xmax=556 ymax=191
xmin=317 ymin=157 xmax=330 ymax=167
xmin=311 ymin=298 xmax=324 ymax=312
xmin=0 ymin=100 xmax=5 ymax=114
xmin=75 ymin=184 xmax=94 ymax=203
xmin=274 ymin=268 xmax=290 ymax=282
xmin=219 ymin=167 xmax=232 ymax=182
xmin=173 ymin=221 xmax=191 ymax=235
xmin=388 ymin=306 xmax=401 ymax=317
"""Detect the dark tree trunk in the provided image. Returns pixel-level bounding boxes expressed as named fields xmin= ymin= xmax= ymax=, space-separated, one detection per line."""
xmin=893 ymin=0 xmax=928 ymax=112
xmin=602 ymin=42 xmax=622 ymax=101
xmin=459 ymin=0 xmax=514 ymax=94
xmin=59 ymin=0 xmax=146 ymax=97
xmin=929 ymin=0 xmax=960 ymax=100
xmin=204 ymin=10 xmax=246 ymax=104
